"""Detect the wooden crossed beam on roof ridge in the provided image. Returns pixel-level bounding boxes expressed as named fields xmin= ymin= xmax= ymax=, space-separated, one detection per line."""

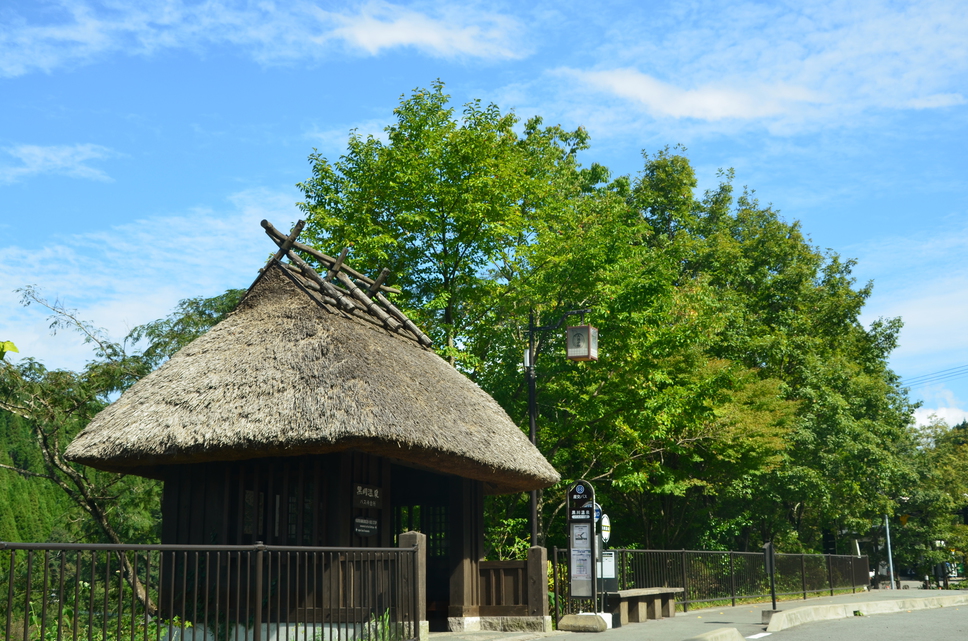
xmin=260 ymin=219 xmax=432 ymax=347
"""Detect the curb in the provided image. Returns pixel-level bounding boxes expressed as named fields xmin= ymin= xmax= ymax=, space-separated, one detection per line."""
xmin=680 ymin=628 xmax=745 ymax=641
xmin=765 ymin=594 xmax=968 ymax=632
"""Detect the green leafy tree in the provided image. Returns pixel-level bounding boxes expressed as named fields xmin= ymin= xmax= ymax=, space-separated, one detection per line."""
xmin=0 ymin=288 xmax=244 ymax=546
xmin=484 ymin=152 xmax=800 ymax=550
xmin=889 ymin=418 xmax=968 ymax=580
xmin=0 ymin=410 xmax=72 ymax=542
xmin=299 ymin=84 xmax=920 ymax=556
xmin=298 ymin=80 xmax=601 ymax=365
xmin=605 ymin=148 xmax=919 ymax=550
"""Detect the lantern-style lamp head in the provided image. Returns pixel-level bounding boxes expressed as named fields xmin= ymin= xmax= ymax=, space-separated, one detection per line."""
xmin=566 ymin=325 xmax=598 ymax=361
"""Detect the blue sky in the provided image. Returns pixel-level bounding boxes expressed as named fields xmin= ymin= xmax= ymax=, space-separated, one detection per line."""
xmin=1 ymin=0 xmax=966 ymax=425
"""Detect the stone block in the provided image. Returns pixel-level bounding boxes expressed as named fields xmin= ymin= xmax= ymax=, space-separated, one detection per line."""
xmin=558 ymin=614 xmax=607 ymax=633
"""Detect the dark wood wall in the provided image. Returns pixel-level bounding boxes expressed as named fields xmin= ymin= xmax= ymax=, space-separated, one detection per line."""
xmin=160 ymin=451 xmax=479 ymax=551
xmin=161 ymin=450 xmax=484 ymax=623
xmin=162 ymin=453 xmax=345 ymax=547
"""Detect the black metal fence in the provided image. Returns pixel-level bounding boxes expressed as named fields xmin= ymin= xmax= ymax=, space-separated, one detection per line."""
xmin=552 ymin=548 xmax=870 ymax=618
xmin=0 ymin=543 xmax=420 ymax=641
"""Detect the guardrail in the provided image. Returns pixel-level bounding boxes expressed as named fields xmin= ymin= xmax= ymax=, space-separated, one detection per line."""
xmin=551 ymin=548 xmax=869 ymax=619
xmin=0 ymin=542 xmax=420 ymax=641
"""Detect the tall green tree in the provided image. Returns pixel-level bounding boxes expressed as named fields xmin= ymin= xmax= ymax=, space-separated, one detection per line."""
xmin=471 ymin=162 xmax=800 ymax=550
xmin=298 ymin=80 xmax=602 ymax=365
xmin=299 ymin=83 xmax=919 ymax=556
xmin=889 ymin=418 xmax=968 ymax=578
xmin=604 ymin=147 xmax=919 ymax=550
xmin=0 ymin=410 xmax=72 ymax=542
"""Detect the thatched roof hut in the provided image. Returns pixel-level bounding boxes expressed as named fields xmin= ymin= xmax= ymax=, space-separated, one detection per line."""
xmin=65 ymin=220 xmax=559 ymax=496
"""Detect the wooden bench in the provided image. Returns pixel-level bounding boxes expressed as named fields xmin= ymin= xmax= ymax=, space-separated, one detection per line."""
xmin=605 ymin=587 xmax=684 ymax=626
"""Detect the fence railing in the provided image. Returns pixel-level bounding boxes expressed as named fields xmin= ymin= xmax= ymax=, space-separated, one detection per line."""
xmin=551 ymin=548 xmax=869 ymax=618
xmin=478 ymin=547 xmax=549 ymax=620
xmin=0 ymin=542 xmax=420 ymax=641
xmin=479 ymin=561 xmax=527 ymax=616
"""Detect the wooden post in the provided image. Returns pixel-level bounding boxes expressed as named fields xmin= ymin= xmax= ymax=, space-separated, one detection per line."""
xmin=447 ymin=479 xmax=482 ymax=628
xmin=399 ymin=532 xmax=427 ymax=641
xmin=527 ymin=546 xmax=549 ymax=618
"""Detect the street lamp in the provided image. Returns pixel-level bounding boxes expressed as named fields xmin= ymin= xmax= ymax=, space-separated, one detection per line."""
xmin=525 ymin=308 xmax=596 ymax=546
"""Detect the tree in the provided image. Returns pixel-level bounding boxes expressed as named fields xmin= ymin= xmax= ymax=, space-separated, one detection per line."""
xmin=298 ymin=84 xmax=921 ymax=556
xmin=0 ymin=287 xmax=244 ymax=608
xmin=0 ymin=410 xmax=71 ymax=542
xmin=889 ymin=418 xmax=968 ymax=579
xmin=610 ymin=148 xmax=918 ymax=550
xmin=0 ymin=288 xmax=244 ymax=544
xmin=298 ymin=80 xmax=602 ymax=365
xmin=423 ymin=145 xmax=893 ymax=553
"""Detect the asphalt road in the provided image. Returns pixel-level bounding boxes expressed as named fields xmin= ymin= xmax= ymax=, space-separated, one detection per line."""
xmin=432 ymin=590 xmax=966 ymax=641
xmin=770 ymin=603 xmax=968 ymax=641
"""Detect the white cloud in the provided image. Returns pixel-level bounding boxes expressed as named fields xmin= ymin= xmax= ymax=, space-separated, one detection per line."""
xmin=560 ymin=68 xmax=823 ymax=121
xmin=0 ymin=186 xmax=301 ymax=372
xmin=906 ymin=94 xmax=966 ymax=110
xmin=850 ymin=222 xmax=968 ymax=413
xmin=322 ymin=2 xmax=522 ymax=59
xmin=547 ymin=0 xmax=968 ymax=130
xmin=0 ymin=143 xmax=117 ymax=183
xmin=0 ymin=1 xmax=525 ymax=77
xmin=913 ymin=407 xmax=968 ymax=428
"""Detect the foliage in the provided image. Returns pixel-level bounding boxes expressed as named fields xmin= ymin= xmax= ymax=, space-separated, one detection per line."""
xmin=298 ymin=79 xmax=602 ymax=364
xmin=483 ymin=515 xmax=531 ymax=560
xmin=360 ymin=608 xmax=404 ymax=641
xmin=0 ymin=410 xmax=73 ymax=542
xmin=889 ymin=418 xmax=968 ymax=577
xmin=300 ymin=83 xmax=920 ymax=556
xmin=0 ymin=287 xmax=244 ymax=547
xmin=1 ymin=340 xmax=18 ymax=359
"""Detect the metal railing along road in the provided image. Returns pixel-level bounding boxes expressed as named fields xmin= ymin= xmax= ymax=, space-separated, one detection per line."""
xmin=552 ymin=548 xmax=870 ymax=618
xmin=0 ymin=542 xmax=420 ymax=641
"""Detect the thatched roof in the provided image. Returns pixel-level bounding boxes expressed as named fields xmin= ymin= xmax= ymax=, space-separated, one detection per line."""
xmin=64 ymin=220 xmax=559 ymax=494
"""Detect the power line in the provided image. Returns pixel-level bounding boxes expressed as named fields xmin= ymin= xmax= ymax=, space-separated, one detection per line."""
xmin=902 ymin=364 xmax=968 ymax=387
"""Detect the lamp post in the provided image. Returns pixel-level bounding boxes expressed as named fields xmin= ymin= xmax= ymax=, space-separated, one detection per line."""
xmin=525 ymin=308 xmax=595 ymax=546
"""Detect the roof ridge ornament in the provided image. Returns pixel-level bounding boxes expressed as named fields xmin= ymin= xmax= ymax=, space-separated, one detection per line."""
xmin=260 ymin=219 xmax=432 ymax=347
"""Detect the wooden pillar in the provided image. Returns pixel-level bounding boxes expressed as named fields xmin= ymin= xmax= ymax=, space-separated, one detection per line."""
xmin=400 ymin=531 xmax=428 ymax=641
xmin=527 ymin=546 xmax=549 ymax=617
xmin=448 ymin=478 xmax=482 ymax=620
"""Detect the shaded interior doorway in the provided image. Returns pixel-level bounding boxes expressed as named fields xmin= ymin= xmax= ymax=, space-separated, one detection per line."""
xmin=392 ymin=464 xmax=451 ymax=630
